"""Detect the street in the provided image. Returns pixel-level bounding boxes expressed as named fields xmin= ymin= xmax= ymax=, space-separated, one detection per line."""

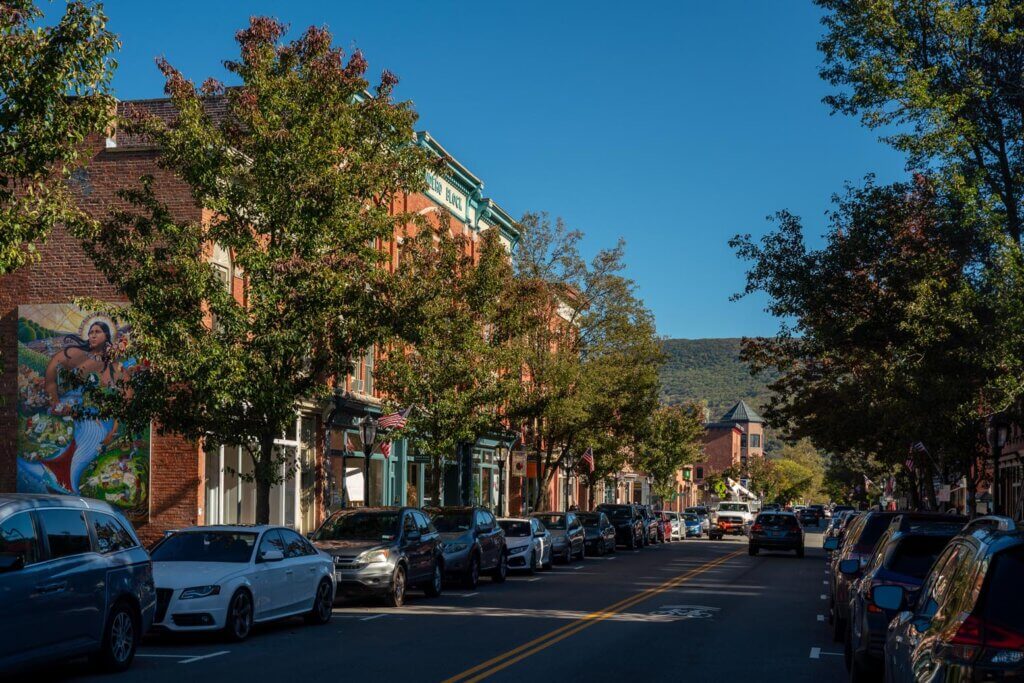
xmin=37 ymin=528 xmax=842 ymax=683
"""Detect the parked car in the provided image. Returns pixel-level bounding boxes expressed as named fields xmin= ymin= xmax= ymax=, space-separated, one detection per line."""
xmin=878 ymin=516 xmax=1023 ymax=683
xmin=312 ymin=507 xmax=442 ymax=608
xmin=498 ymin=517 xmax=551 ymax=573
xmin=682 ymin=513 xmax=704 ymax=538
xmin=654 ymin=511 xmax=672 ymax=543
xmin=748 ymin=511 xmax=804 ymax=557
xmin=664 ymin=511 xmax=683 ymax=540
xmin=595 ymin=504 xmax=644 ymax=549
xmin=0 ymin=494 xmax=156 ymax=674
xmin=427 ymin=506 xmax=507 ymax=588
xmin=151 ymin=525 xmax=334 ymax=640
xmin=532 ymin=512 xmax=585 ymax=563
xmin=845 ymin=514 xmax=966 ymax=681
xmin=638 ymin=505 xmax=660 ymax=545
xmin=761 ymin=503 xmax=782 ymax=512
xmin=685 ymin=506 xmax=711 ymax=535
xmin=579 ymin=512 xmax=616 ymax=556
xmin=797 ymin=508 xmax=819 ymax=527
xmin=808 ymin=504 xmax=825 ymax=523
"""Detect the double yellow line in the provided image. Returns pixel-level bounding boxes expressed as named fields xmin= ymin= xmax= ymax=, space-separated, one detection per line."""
xmin=442 ymin=548 xmax=746 ymax=683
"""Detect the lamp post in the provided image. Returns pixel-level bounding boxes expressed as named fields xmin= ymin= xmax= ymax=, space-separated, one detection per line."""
xmin=986 ymin=413 xmax=1009 ymax=516
xmin=563 ymin=451 xmax=574 ymax=513
xmin=497 ymin=448 xmax=507 ymax=517
xmin=359 ymin=415 xmax=378 ymax=507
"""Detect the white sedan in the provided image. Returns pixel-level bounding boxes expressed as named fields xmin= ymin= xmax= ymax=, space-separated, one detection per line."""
xmin=498 ymin=517 xmax=552 ymax=572
xmin=150 ymin=525 xmax=335 ymax=640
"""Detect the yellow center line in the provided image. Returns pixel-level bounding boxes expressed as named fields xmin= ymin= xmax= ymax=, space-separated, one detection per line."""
xmin=442 ymin=548 xmax=746 ymax=683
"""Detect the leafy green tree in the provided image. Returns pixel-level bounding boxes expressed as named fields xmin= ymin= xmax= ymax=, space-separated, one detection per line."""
xmin=633 ymin=403 xmax=705 ymax=500
xmin=0 ymin=0 xmax=117 ymax=274
xmin=818 ymin=0 xmax=1024 ymax=244
xmin=74 ymin=18 xmax=432 ymax=523
xmin=375 ymin=224 xmax=525 ymax=504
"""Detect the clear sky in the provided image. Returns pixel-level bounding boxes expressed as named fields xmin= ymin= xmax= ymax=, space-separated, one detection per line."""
xmin=87 ymin=0 xmax=908 ymax=339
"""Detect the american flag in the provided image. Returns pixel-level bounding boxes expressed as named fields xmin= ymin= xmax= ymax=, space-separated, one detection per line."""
xmin=381 ymin=441 xmax=391 ymax=458
xmin=863 ymin=475 xmax=874 ymax=490
xmin=379 ymin=406 xmax=411 ymax=431
xmin=581 ymin=447 xmax=594 ymax=473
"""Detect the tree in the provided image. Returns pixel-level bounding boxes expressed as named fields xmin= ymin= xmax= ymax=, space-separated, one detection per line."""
xmin=74 ymin=18 xmax=433 ymax=523
xmin=633 ymin=404 xmax=705 ymax=500
xmin=375 ymin=224 xmax=525 ymax=504
xmin=509 ymin=213 xmax=662 ymax=511
xmin=0 ymin=0 xmax=117 ymax=273
xmin=818 ymin=0 xmax=1024 ymax=244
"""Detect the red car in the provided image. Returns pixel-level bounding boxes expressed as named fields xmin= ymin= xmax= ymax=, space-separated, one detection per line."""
xmin=655 ymin=511 xmax=672 ymax=543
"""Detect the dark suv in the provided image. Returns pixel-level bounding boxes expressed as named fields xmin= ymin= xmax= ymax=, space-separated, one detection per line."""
xmin=427 ymin=507 xmax=507 ymax=588
xmin=312 ymin=507 xmax=443 ymax=607
xmin=846 ymin=513 xmax=966 ymax=680
xmin=0 ymin=494 xmax=155 ymax=675
xmin=749 ymin=511 xmax=804 ymax=557
xmin=595 ymin=504 xmax=644 ymax=548
xmin=878 ymin=516 xmax=1023 ymax=682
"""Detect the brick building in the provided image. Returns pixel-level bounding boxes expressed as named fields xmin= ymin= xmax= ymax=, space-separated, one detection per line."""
xmin=693 ymin=400 xmax=765 ymax=502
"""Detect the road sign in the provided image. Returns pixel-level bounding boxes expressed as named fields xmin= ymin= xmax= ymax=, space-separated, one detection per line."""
xmin=510 ymin=450 xmax=527 ymax=475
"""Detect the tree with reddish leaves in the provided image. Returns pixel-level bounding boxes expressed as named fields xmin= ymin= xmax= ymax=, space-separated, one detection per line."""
xmin=74 ymin=18 xmax=434 ymax=523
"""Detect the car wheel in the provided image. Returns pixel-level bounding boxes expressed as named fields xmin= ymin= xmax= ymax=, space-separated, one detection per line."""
xmin=305 ymin=578 xmax=334 ymax=625
xmin=796 ymin=545 xmax=805 ymax=559
xmin=424 ymin=562 xmax=443 ymax=598
xmin=528 ymin=549 xmax=537 ymax=575
xmin=465 ymin=553 xmax=481 ymax=588
xmin=832 ymin=611 xmax=847 ymax=643
xmin=223 ymin=589 xmax=254 ymax=642
xmin=596 ymin=540 xmax=605 ymax=556
xmin=542 ymin=551 xmax=553 ymax=570
xmin=748 ymin=544 xmax=759 ymax=556
xmin=92 ymin=601 xmax=139 ymax=672
xmin=609 ymin=540 xmax=617 ymax=554
xmin=491 ymin=552 xmax=508 ymax=583
xmin=385 ymin=565 xmax=407 ymax=608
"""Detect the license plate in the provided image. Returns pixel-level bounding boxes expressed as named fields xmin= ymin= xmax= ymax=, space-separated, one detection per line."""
xmin=768 ymin=531 xmax=782 ymax=538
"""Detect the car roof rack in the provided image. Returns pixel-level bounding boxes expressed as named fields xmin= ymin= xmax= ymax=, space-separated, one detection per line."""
xmin=963 ymin=515 xmax=1017 ymax=533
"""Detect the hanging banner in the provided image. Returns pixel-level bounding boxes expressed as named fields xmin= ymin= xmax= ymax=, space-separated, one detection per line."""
xmin=16 ymin=304 xmax=150 ymax=521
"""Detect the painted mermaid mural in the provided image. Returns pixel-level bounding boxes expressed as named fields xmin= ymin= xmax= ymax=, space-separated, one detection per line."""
xmin=17 ymin=304 xmax=150 ymax=521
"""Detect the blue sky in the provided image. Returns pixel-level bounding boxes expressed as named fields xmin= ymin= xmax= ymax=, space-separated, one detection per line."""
xmin=90 ymin=0 xmax=907 ymax=339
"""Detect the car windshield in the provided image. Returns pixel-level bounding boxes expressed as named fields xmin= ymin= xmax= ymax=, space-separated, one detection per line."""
xmin=599 ymin=506 xmax=631 ymax=519
xmin=853 ymin=514 xmax=897 ymax=553
xmin=884 ymin=535 xmax=954 ymax=579
xmin=151 ymin=531 xmax=257 ymax=563
xmin=534 ymin=514 xmax=566 ymax=530
xmin=978 ymin=546 xmax=1024 ymax=633
xmin=580 ymin=515 xmax=601 ymax=528
xmin=499 ymin=521 xmax=531 ymax=537
xmin=685 ymin=508 xmax=704 ymax=515
xmin=718 ymin=503 xmax=748 ymax=512
xmin=312 ymin=511 xmax=399 ymax=542
xmin=684 ymin=514 xmax=699 ymax=522
xmin=431 ymin=511 xmax=473 ymax=533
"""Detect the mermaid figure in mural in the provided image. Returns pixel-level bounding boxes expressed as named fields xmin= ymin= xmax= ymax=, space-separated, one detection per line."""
xmin=41 ymin=321 xmax=122 ymax=494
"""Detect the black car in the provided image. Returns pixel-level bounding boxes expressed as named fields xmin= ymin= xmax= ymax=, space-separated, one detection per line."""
xmin=749 ymin=511 xmax=804 ymax=557
xmin=595 ymin=504 xmax=644 ymax=549
xmin=579 ymin=512 xmax=616 ymax=556
xmin=846 ymin=513 xmax=966 ymax=681
xmin=426 ymin=506 xmax=507 ymax=588
xmin=878 ymin=516 xmax=1024 ymax=683
xmin=797 ymin=508 xmax=818 ymax=527
xmin=312 ymin=507 xmax=443 ymax=607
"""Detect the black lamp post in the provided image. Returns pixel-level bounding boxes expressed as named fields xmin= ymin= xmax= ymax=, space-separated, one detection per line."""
xmin=497 ymin=449 xmax=507 ymax=517
xmin=359 ymin=415 xmax=378 ymax=507
xmin=986 ymin=413 xmax=1009 ymax=516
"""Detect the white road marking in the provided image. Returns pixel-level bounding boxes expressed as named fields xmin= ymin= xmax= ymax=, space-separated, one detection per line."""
xmin=810 ymin=647 xmax=821 ymax=659
xmin=360 ymin=614 xmax=386 ymax=622
xmin=527 ymin=577 xmax=542 ymax=582
xmin=458 ymin=592 xmax=479 ymax=597
xmin=137 ymin=654 xmax=188 ymax=659
xmin=823 ymin=580 xmax=828 ymax=584
xmin=179 ymin=651 xmax=229 ymax=664
xmin=817 ymin=614 xmax=825 ymax=622
xmin=573 ymin=565 xmax=584 ymax=569
xmin=820 ymin=594 xmax=827 ymax=600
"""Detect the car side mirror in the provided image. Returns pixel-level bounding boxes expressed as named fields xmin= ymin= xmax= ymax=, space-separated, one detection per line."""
xmin=839 ymin=558 xmax=860 ymax=576
xmin=534 ymin=530 xmax=545 ymax=538
xmin=406 ymin=530 xmax=422 ymax=542
xmin=0 ymin=553 xmax=24 ymax=573
xmin=823 ymin=538 xmax=839 ymax=551
xmin=872 ymin=584 xmax=905 ymax=611
xmin=260 ymin=549 xmax=285 ymax=563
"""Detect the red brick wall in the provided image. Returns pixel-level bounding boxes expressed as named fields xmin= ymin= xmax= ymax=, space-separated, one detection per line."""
xmin=0 ymin=132 xmax=203 ymax=545
xmin=698 ymin=426 xmax=741 ymax=477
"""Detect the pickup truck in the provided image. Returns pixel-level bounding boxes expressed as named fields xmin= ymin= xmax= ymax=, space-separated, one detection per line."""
xmin=709 ymin=501 xmax=755 ymax=539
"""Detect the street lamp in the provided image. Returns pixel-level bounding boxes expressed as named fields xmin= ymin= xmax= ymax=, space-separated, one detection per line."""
xmin=359 ymin=415 xmax=378 ymax=507
xmin=986 ymin=413 xmax=1009 ymax=515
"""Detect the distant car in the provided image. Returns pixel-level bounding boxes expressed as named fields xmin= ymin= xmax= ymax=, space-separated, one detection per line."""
xmin=427 ymin=506 xmax=507 ymax=588
xmin=532 ymin=512 xmax=585 ymax=563
xmin=579 ymin=512 xmax=616 ymax=556
xmin=846 ymin=514 xmax=966 ymax=680
xmin=312 ymin=507 xmax=443 ymax=608
xmin=713 ymin=502 xmax=753 ymax=537
xmin=664 ymin=511 xmax=683 ymax=540
xmin=498 ymin=517 xmax=551 ymax=573
xmin=808 ymin=504 xmax=825 ymax=523
xmin=748 ymin=511 xmax=804 ymax=557
xmin=152 ymin=525 xmax=335 ymax=640
xmin=682 ymin=513 xmax=703 ymax=538
xmin=0 ymin=494 xmax=156 ymax=674
xmin=654 ymin=511 xmax=672 ymax=543
xmin=761 ymin=503 xmax=781 ymax=512
xmin=879 ymin=516 xmax=1024 ymax=683
xmin=797 ymin=508 xmax=818 ymax=527
xmin=637 ymin=506 xmax=660 ymax=545
xmin=685 ymin=506 xmax=711 ymax=534
xmin=595 ymin=504 xmax=644 ymax=549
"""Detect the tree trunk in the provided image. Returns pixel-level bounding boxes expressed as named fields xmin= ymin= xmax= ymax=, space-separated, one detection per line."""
xmin=254 ymin=435 xmax=276 ymax=524
xmin=533 ymin=458 xmax=558 ymax=512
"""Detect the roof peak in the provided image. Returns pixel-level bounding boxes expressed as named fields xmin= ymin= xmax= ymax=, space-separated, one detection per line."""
xmin=719 ymin=400 xmax=764 ymax=424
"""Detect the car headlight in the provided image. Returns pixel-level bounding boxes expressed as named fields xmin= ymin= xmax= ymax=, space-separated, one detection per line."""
xmin=442 ymin=542 xmax=469 ymax=553
xmin=179 ymin=585 xmax=221 ymax=600
xmin=508 ymin=544 xmax=529 ymax=554
xmin=356 ymin=549 xmax=390 ymax=565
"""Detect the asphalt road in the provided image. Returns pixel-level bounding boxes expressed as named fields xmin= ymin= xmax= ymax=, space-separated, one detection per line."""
xmin=31 ymin=524 xmax=845 ymax=683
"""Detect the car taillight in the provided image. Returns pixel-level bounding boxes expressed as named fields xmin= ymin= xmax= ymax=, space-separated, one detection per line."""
xmin=751 ymin=524 xmax=763 ymax=533
xmin=946 ymin=614 xmax=985 ymax=663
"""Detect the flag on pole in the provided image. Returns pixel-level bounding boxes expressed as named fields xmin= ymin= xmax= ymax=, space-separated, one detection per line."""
xmin=581 ymin=447 xmax=594 ymax=472
xmin=864 ymin=475 xmax=874 ymax=491
xmin=379 ymin=406 xmax=411 ymax=431
xmin=381 ymin=441 xmax=391 ymax=459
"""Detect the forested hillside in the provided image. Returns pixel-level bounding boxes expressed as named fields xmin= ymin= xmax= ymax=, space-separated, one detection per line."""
xmin=659 ymin=338 xmax=778 ymax=421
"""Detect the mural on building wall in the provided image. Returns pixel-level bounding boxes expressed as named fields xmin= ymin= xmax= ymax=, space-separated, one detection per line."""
xmin=16 ymin=304 xmax=150 ymax=521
